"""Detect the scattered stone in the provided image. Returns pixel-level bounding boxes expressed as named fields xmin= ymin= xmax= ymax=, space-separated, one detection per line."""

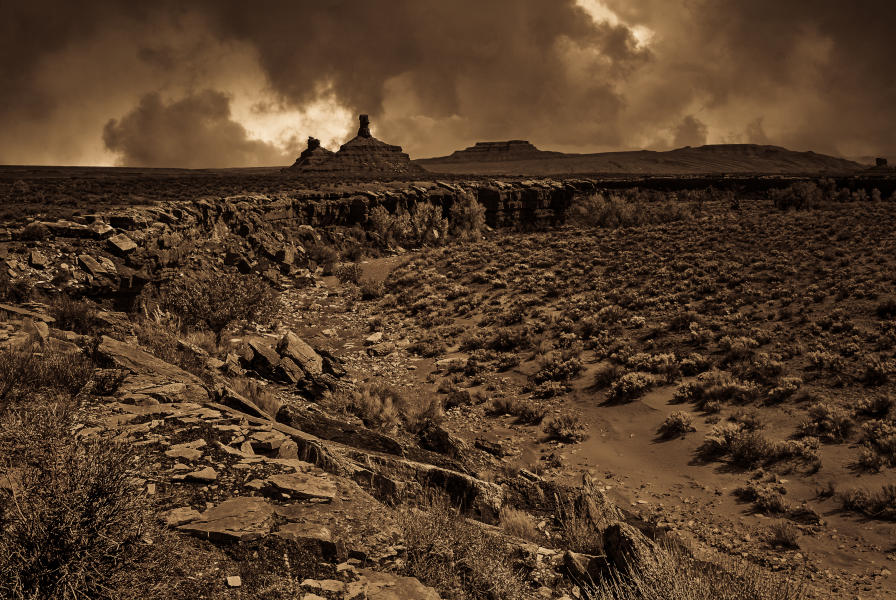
xmin=225 ymin=575 xmax=242 ymax=588
xmin=108 ymin=232 xmax=138 ymax=255
xmin=263 ymin=472 xmax=337 ymax=502
xmin=161 ymin=506 xmax=202 ymax=527
xmin=277 ymin=332 xmax=323 ymax=376
xmin=179 ymin=497 xmax=275 ymax=542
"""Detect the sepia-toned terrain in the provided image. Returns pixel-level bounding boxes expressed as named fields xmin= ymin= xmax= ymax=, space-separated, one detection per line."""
xmin=0 ymin=166 xmax=895 ymax=600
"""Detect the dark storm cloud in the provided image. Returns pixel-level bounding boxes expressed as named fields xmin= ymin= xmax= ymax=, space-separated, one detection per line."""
xmin=102 ymin=90 xmax=296 ymax=168
xmin=1 ymin=0 xmax=895 ymax=165
xmin=672 ymin=115 xmax=708 ymax=148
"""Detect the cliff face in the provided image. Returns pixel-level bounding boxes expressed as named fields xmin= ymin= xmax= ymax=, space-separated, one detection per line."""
xmin=1 ymin=178 xmax=597 ymax=301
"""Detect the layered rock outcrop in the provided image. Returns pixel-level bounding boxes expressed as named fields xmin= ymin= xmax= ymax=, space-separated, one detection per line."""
xmin=285 ymin=115 xmax=427 ymax=178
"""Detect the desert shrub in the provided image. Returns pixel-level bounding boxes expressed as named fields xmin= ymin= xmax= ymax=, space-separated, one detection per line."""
xmin=674 ymin=370 xmax=759 ymax=410
xmin=358 ymin=277 xmax=384 ymax=300
xmin=412 ymin=202 xmax=450 ymax=245
xmin=855 ymin=394 xmax=892 ymax=418
xmin=0 ymin=271 xmax=34 ymax=303
xmin=18 ymin=221 xmax=50 ymax=241
xmin=544 ymin=413 xmax=587 ymax=443
xmin=229 ymin=377 xmax=282 ymax=419
xmin=767 ymin=521 xmax=801 ymax=549
xmin=396 ymin=495 xmax=528 ymax=600
xmin=488 ymin=397 xmax=547 ymax=424
xmin=49 ymin=295 xmax=99 ymax=334
xmin=326 ymin=382 xmax=442 ymax=434
xmin=657 ymin=411 xmax=695 ymax=439
xmin=698 ymin=423 xmax=816 ymax=469
xmin=766 ymin=377 xmax=803 ymax=403
xmin=769 ymin=181 xmax=824 ymax=210
xmin=449 ymin=193 xmax=487 ymax=241
xmin=861 ymin=356 xmax=893 ymax=386
xmin=499 ymin=506 xmax=540 ymax=542
xmin=408 ymin=337 xmax=447 ymax=358
xmin=334 ymin=262 xmax=363 ymax=285
xmin=592 ymin=363 xmax=625 ymax=389
xmin=858 ymin=419 xmax=896 ymax=467
xmin=876 ymin=298 xmax=896 ymax=319
xmin=606 ymin=372 xmax=655 ymax=403
xmin=569 ymin=193 xmax=692 ymax=229
xmin=157 ymin=271 xmax=279 ymax=341
xmin=0 ymin=347 xmax=93 ymax=413
xmin=588 ymin=541 xmax=804 ymax=600
xmin=308 ymin=243 xmax=339 ymax=274
xmin=0 ymin=404 xmax=166 ymax=600
xmin=532 ymin=353 xmax=583 ymax=384
xmin=797 ymin=402 xmax=853 ymax=442
xmin=839 ymin=485 xmax=896 ymax=520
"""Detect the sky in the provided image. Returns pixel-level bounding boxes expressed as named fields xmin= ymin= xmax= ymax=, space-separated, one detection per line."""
xmin=1 ymin=0 xmax=893 ymax=167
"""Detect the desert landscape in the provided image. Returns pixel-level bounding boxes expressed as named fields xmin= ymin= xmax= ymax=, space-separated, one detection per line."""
xmin=3 ymin=1 xmax=896 ymax=599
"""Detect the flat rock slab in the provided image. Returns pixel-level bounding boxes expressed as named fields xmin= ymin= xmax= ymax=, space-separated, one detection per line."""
xmin=179 ymin=496 xmax=275 ymax=542
xmin=277 ymin=331 xmax=323 ymax=375
xmin=357 ymin=569 xmax=442 ymax=600
xmin=98 ymin=336 xmax=208 ymax=403
xmin=264 ymin=472 xmax=337 ymax=502
xmin=161 ymin=506 xmax=202 ymax=527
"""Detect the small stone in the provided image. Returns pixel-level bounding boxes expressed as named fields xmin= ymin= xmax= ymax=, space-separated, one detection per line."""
xmin=226 ymin=575 xmax=241 ymax=588
xmin=185 ymin=466 xmax=218 ymax=482
xmin=364 ymin=331 xmax=383 ymax=345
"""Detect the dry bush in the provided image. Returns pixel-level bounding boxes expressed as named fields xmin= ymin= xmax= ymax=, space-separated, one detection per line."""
xmin=134 ymin=318 xmax=210 ymax=383
xmin=0 ymin=347 xmax=93 ymax=413
xmin=699 ymin=423 xmax=819 ymax=469
xmin=797 ymin=402 xmax=853 ymax=442
xmin=48 ymin=295 xmax=99 ymax=334
xmin=588 ymin=542 xmax=805 ymax=600
xmin=395 ymin=494 xmax=528 ymax=600
xmin=544 ymin=413 xmax=587 ymax=443
xmin=449 ymin=192 xmax=487 ymax=242
xmin=309 ymin=243 xmax=339 ymax=274
xmin=769 ymin=181 xmax=825 ymax=210
xmin=325 ymin=382 xmax=442 ymax=434
xmin=156 ymin=271 xmax=279 ymax=342
xmin=839 ymin=484 xmax=896 ymax=520
xmin=488 ymin=397 xmax=547 ymax=424
xmin=0 ymin=403 xmax=169 ymax=600
xmin=230 ymin=378 xmax=282 ymax=419
xmin=606 ymin=372 xmax=655 ymax=403
xmin=673 ymin=370 xmax=759 ymax=411
xmin=358 ymin=277 xmax=385 ymax=300
xmin=499 ymin=506 xmax=541 ymax=542
xmin=570 ymin=192 xmax=693 ymax=229
xmin=335 ymin=262 xmax=363 ymax=285
xmin=657 ymin=411 xmax=695 ymax=439
xmin=767 ymin=521 xmax=801 ymax=549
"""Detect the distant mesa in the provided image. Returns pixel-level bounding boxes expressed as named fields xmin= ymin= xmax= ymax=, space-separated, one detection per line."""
xmin=442 ymin=140 xmax=563 ymax=162
xmin=285 ymin=115 xmax=426 ymax=178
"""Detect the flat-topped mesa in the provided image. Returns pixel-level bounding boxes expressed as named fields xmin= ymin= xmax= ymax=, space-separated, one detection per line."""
xmin=444 ymin=140 xmax=562 ymax=161
xmin=285 ymin=115 xmax=427 ymax=178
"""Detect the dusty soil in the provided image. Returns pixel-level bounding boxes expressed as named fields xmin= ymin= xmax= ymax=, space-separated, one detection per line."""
xmin=286 ymin=198 xmax=896 ymax=598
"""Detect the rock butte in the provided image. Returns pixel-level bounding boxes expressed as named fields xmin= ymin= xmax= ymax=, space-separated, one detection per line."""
xmin=286 ymin=114 xmax=427 ymax=178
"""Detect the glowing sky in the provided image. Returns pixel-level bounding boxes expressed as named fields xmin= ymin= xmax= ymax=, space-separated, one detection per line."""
xmin=1 ymin=0 xmax=893 ymax=167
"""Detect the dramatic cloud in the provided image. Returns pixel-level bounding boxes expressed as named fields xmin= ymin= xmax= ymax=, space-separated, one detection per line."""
xmin=1 ymin=0 xmax=894 ymax=166
xmin=102 ymin=90 xmax=297 ymax=168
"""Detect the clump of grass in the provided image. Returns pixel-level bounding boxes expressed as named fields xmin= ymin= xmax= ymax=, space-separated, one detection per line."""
xmin=396 ymin=494 xmax=528 ymax=600
xmin=358 ymin=278 xmax=384 ymax=300
xmin=767 ymin=521 xmax=801 ymax=549
xmin=487 ymin=397 xmax=547 ymax=424
xmin=839 ymin=485 xmax=896 ymax=521
xmin=657 ymin=411 xmax=695 ymax=439
xmin=606 ymin=372 xmax=655 ymax=403
xmin=698 ymin=423 xmax=819 ymax=469
xmin=544 ymin=413 xmax=587 ymax=443
xmin=499 ymin=506 xmax=540 ymax=542
xmin=588 ymin=541 xmax=805 ymax=600
xmin=0 ymin=347 xmax=93 ymax=413
xmin=229 ymin=377 xmax=282 ymax=419
xmin=325 ymin=382 xmax=443 ymax=434
xmin=0 ymin=403 xmax=170 ymax=600
xmin=48 ymin=295 xmax=99 ymax=334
